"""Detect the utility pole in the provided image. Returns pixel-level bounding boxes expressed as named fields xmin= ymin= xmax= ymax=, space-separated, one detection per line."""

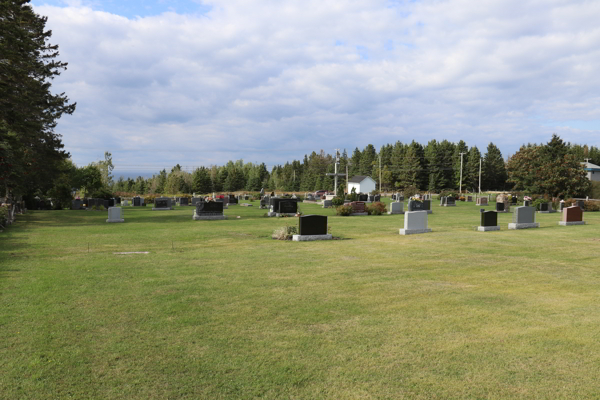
xmin=478 ymin=157 xmax=482 ymax=194
xmin=459 ymin=152 xmax=466 ymax=194
xmin=379 ymin=152 xmax=382 ymax=192
xmin=326 ymin=149 xmax=346 ymax=196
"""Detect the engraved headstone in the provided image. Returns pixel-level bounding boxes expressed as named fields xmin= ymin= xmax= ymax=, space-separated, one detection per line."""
xmin=408 ymin=199 xmax=424 ymax=211
xmin=476 ymin=197 xmax=488 ymax=206
xmin=388 ymin=202 xmax=404 ymax=214
xmin=350 ymin=201 xmax=367 ymax=215
xmin=558 ymin=206 xmax=585 ymax=226
xmin=152 ymin=197 xmax=173 ymax=210
xmin=193 ymin=201 xmax=226 ymax=220
xmin=106 ymin=207 xmax=124 ymax=223
xmin=508 ymin=206 xmax=539 ymax=229
xmin=399 ymin=211 xmax=431 ymax=235
xmin=478 ymin=211 xmax=499 ymax=231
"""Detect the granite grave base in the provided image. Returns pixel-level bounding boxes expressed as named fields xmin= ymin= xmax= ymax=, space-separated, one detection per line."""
xmin=508 ymin=222 xmax=539 ymax=230
xmin=193 ymin=213 xmax=227 ymax=220
xmin=477 ymin=226 xmax=500 ymax=232
xmin=292 ymin=234 xmax=333 ymax=241
xmin=558 ymin=221 xmax=585 ymax=226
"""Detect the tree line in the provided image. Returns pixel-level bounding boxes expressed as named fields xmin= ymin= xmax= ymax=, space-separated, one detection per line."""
xmin=1 ymin=1 xmax=596 ymax=221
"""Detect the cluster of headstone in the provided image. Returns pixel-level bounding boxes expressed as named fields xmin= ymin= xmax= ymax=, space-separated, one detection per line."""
xmin=439 ymin=196 xmax=456 ymax=207
xmin=268 ymin=197 xmax=298 ymax=217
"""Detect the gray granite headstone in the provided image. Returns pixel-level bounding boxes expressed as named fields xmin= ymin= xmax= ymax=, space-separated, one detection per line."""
xmin=399 ymin=211 xmax=431 ymax=235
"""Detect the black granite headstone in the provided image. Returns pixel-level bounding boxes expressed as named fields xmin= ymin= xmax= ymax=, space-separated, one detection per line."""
xmin=408 ymin=200 xmax=424 ymax=211
xmin=299 ymin=215 xmax=327 ymax=235
xmin=180 ymin=197 xmax=189 ymax=206
xmin=196 ymin=201 xmax=223 ymax=215
xmin=278 ymin=200 xmax=298 ymax=214
xmin=540 ymin=203 xmax=549 ymax=211
xmin=481 ymin=211 xmax=497 ymax=226
xmin=133 ymin=197 xmax=141 ymax=206
xmin=422 ymin=199 xmax=431 ymax=210
xmin=358 ymin=194 xmax=368 ymax=202
xmin=446 ymin=196 xmax=455 ymax=205
xmin=496 ymin=202 xmax=504 ymax=212
xmin=155 ymin=199 xmax=168 ymax=208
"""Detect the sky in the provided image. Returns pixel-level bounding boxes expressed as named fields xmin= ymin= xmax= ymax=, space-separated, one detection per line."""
xmin=31 ymin=0 xmax=600 ymax=178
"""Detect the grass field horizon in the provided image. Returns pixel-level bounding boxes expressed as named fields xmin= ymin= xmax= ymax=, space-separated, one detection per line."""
xmin=2 ymin=199 xmax=600 ymax=399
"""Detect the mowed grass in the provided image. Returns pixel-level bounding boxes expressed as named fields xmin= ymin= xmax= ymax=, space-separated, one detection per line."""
xmin=2 ymin=199 xmax=600 ymax=399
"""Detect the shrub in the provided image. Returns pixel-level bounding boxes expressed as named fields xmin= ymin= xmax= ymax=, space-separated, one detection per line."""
xmin=584 ymin=200 xmax=600 ymax=212
xmin=143 ymin=194 xmax=159 ymax=204
xmin=332 ymin=197 xmax=344 ymax=206
xmin=367 ymin=202 xmax=387 ymax=215
xmin=402 ymin=186 xmax=419 ymax=198
xmin=336 ymin=204 xmax=353 ymax=216
xmin=271 ymin=226 xmax=297 ymax=240
xmin=459 ymin=196 xmax=466 ymax=201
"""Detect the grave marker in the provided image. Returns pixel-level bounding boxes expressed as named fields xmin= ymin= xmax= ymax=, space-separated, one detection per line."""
xmin=558 ymin=206 xmax=585 ymax=226
xmin=399 ymin=211 xmax=431 ymax=235
xmin=508 ymin=206 xmax=539 ymax=229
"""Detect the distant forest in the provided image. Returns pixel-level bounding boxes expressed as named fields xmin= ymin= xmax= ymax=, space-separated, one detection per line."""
xmin=110 ymin=135 xmax=599 ymax=195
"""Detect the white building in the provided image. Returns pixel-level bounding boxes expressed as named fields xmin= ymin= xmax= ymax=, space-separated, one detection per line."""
xmin=582 ymin=162 xmax=600 ymax=182
xmin=347 ymin=176 xmax=377 ymax=194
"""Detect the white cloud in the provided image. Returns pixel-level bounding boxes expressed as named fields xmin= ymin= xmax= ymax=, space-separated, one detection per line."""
xmin=34 ymin=0 xmax=600 ymax=175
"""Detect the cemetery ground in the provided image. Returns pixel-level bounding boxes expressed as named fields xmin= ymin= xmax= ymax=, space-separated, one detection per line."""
xmin=1 ymin=199 xmax=600 ymax=399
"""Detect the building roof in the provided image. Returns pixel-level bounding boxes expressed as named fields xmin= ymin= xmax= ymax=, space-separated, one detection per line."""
xmin=348 ymin=175 xmax=374 ymax=183
xmin=581 ymin=162 xmax=600 ymax=171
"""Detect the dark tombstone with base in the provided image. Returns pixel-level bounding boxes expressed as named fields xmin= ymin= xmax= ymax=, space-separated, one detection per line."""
xmin=478 ymin=211 xmax=499 ymax=231
xmin=358 ymin=194 xmax=368 ymax=202
xmin=278 ymin=200 xmax=298 ymax=214
xmin=193 ymin=201 xmax=226 ymax=220
xmin=180 ymin=197 xmax=189 ymax=206
xmin=133 ymin=197 xmax=142 ymax=207
xmin=496 ymin=202 xmax=505 ymax=212
xmin=408 ymin=200 xmax=424 ymax=211
xmin=153 ymin=197 xmax=173 ymax=210
xmin=293 ymin=215 xmax=332 ymax=241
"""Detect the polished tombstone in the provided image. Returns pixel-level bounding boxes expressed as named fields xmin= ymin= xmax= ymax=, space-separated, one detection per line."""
xmin=193 ymin=201 xmax=226 ymax=220
xmin=422 ymin=199 xmax=433 ymax=214
xmin=122 ymin=200 xmax=129 ymax=206
xmin=439 ymin=196 xmax=446 ymax=206
xmin=476 ymin=197 xmax=488 ymax=206
xmin=399 ymin=211 xmax=431 ymax=235
xmin=133 ymin=196 xmax=143 ymax=207
xmin=374 ymin=195 xmax=381 ymax=202
xmin=478 ymin=211 xmax=499 ymax=231
xmin=350 ymin=201 xmax=368 ymax=216
xmin=179 ymin=197 xmax=189 ymax=206
xmin=496 ymin=201 xmax=509 ymax=213
xmin=524 ymin=200 xmax=531 ymax=207
xmin=322 ymin=199 xmax=333 ymax=208
xmin=358 ymin=194 xmax=368 ymax=202
xmin=293 ymin=215 xmax=332 ymax=241
xmin=71 ymin=199 xmax=85 ymax=210
xmin=558 ymin=206 xmax=585 ymax=226
xmin=191 ymin=197 xmax=204 ymax=206
xmin=444 ymin=196 xmax=456 ymax=206
xmin=467 ymin=195 xmax=473 ymax=202
xmin=388 ymin=202 xmax=404 ymax=215
xmin=408 ymin=199 xmax=425 ymax=212
xmin=511 ymin=196 xmax=518 ymax=205
xmin=508 ymin=206 xmax=539 ymax=229
xmin=152 ymin=197 xmax=173 ymax=211
xmin=106 ymin=207 xmax=124 ymax=223
xmin=538 ymin=202 xmax=556 ymax=213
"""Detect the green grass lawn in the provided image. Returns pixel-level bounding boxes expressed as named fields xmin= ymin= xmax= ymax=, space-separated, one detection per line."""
xmin=2 ymin=199 xmax=600 ymax=399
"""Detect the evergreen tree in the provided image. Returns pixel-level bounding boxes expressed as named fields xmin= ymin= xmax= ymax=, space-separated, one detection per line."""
xmin=1 ymin=0 xmax=76 ymax=220
xmin=360 ymin=144 xmax=377 ymax=176
xmin=192 ymin=167 xmax=212 ymax=194
xmin=349 ymin=147 xmax=362 ymax=176
xmin=424 ymin=140 xmax=442 ymax=192
xmin=465 ymin=146 xmax=482 ymax=192
xmin=396 ymin=144 xmax=421 ymax=189
xmin=482 ymin=143 xmax=507 ymax=190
